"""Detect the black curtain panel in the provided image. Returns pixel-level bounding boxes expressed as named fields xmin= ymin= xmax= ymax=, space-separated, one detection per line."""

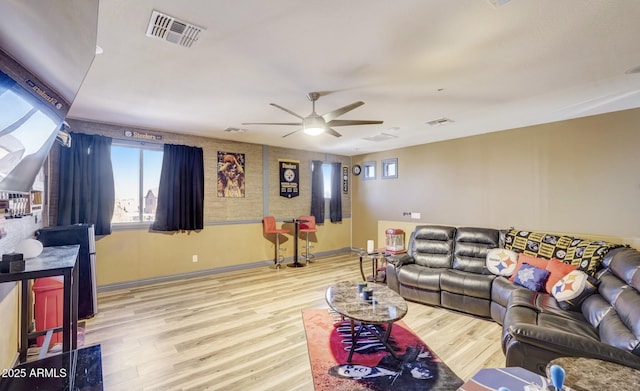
xmin=57 ymin=132 xmax=115 ymax=235
xmin=310 ymin=160 xmax=325 ymax=224
xmin=330 ymin=162 xmax=342 ymax=222
xmin=152 ymin=143 xmax=204 ymax=231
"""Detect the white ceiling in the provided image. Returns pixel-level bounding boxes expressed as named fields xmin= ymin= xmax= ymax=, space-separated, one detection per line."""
xmin=67 ymin=0 xmax=640 ymax=156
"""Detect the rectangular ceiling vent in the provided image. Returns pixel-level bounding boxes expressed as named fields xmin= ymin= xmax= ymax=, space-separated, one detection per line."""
xmin=146 ymin=10 xmax=204 ymax=48
xmin=426 ymin=117 xmax=454 ymax=127
xmin=362 ymin=133 xmax=398 ymax=142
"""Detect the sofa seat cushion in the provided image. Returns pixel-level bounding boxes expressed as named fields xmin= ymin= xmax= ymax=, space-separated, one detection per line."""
xmin=440 ymin=269 xmax=495 ymax=300
xmin=508 ymin=289 xmax=587 ymax=322
xmin=397 ymin=264 xmax=445 ymax=290
xmin=492 ymin=276 xmax=522 ymax=308
xmin=502 ymin=298 xmax=600 ymax=352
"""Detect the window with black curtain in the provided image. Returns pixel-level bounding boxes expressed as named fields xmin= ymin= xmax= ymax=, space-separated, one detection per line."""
xmin=310 ymin=160 xmax=325 ymax=224
xmin=330 ymin=162 xmax=342 ymax=222
xmin=151 ymin=143 xmax=204 ymax=231
xmin=57 ymin=132 xmax=115 ymax=235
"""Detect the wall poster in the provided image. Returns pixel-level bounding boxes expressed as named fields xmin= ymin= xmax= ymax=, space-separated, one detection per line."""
xmin=279 ymin=159 xmax=299 ymax=198
xmin=217 ymin=151 xmax=245 ymax=198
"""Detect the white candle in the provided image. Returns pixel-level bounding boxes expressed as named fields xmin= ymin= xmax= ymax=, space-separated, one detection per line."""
xmin=367 ymin=240 xmax=375 ymax=253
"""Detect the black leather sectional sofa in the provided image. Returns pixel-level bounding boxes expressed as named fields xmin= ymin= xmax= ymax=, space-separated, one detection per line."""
xmin=385 ymin=225 xmax=640 ymax=374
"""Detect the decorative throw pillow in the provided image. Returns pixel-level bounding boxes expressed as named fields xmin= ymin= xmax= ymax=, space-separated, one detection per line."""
xmin=509 ymin=253 xmax=550 ymax=283
xmin=513 ymin=263 xmax=550 ymax=292
xmin=544 ymin=258 xmax=578 ymax=294
xmin=486 ymin=248 xmax=518 ymax=276
xmin=551 ymin=270 xmax=599 ymax=311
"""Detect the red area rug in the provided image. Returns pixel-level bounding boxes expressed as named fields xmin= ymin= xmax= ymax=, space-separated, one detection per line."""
xmin=302 ymin=308 xmax=463 ymax=391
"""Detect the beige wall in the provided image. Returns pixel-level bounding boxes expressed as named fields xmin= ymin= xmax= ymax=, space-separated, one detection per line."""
xmin=353 ymin=108 xmax=640 ymax=249
xmin=60 ymin=120 xmax=351 ymax=286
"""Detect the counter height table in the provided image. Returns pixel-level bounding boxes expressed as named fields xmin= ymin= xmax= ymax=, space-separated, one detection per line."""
xmin=283 ymin=218 xmax=308 ymax=268
xmin=0 ymin=245 xmax=80 ymax=363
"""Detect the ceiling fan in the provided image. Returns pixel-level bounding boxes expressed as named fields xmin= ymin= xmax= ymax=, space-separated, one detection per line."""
xmin=242 ymin=92 xmax=383 ymax=138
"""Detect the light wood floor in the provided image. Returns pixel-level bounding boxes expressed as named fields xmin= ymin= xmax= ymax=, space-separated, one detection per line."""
xmin=84 ymin=253 xmax=505 ymax=390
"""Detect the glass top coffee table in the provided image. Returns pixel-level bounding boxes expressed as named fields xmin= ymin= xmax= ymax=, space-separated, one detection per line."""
xmin=325 ymin=281 xmax=408 ymax=362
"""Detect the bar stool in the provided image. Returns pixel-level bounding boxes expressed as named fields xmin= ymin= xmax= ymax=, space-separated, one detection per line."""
xmin=298 ymin=215 xmax=316 ymax=264
xmin=262 ymin=216 xmax=290 ymax=268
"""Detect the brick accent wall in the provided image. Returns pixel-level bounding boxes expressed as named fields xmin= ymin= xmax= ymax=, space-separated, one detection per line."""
xmin=50 ymin=119 xmax=351 ymax=225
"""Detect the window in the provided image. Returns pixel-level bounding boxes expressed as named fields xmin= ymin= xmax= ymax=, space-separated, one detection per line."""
xmin=322 ymin=163 xmax=332 ymax=199
xmin=382 ymin=158 xmax=398 ymax=179
xmin=362 ymin=161 xmax=376 ymax=180
xmin=111 ymin=141 xmax=163 ymax=224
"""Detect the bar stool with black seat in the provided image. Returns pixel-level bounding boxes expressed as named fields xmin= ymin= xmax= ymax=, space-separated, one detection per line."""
xmin=298 ymin=215 xmax=317 ymax=264
xmin=262 ymin=216 xmax=290 ymax=268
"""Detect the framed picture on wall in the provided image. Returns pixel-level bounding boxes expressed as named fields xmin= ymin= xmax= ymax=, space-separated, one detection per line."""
xmin=217 ymin=151 xmax=245 ymax=198
xmin=279 ymin=159 xmax=300 ymax=198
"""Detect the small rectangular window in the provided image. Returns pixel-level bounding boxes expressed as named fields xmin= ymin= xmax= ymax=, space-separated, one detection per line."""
xmin=112 ymin=142 xmax=163 ymax=224
xmin=382 ymin=158 xmax=398 ymax=179
xmin=322 ymin=163 xmax=332 ymax=199
xmin=362 ymin=161 xmax=376 ymax=180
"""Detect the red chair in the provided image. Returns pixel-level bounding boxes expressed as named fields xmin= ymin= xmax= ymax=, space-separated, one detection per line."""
xmin=263 ymin=216 xmax=290 ymax=268
xmin=299 ymin=215 xmax=317 ymax=264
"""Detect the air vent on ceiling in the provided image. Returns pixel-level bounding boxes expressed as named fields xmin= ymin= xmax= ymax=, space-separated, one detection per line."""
xmin=146 ymin=10 xmax=204 ymax=48
xmin=362 ymin=133 xmax=398 ymax=142
xmin=426 ymin=117 xmax=454 ymax=127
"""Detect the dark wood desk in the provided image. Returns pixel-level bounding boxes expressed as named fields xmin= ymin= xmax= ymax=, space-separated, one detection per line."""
xmin=0 ymin=245 xmax=80 ymax=363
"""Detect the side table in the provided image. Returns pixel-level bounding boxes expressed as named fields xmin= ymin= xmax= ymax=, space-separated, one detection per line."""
xmin=359 ymin=250 xmax=405 ymax=282
xmin=548 ymin=357 xmax=640 ymax=391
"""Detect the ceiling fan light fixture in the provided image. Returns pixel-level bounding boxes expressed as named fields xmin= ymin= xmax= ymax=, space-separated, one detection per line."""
xmin=303 ymin=115 xmax=326 ymax=136
xmin=303 ymin=126 xmax=325 ymax=136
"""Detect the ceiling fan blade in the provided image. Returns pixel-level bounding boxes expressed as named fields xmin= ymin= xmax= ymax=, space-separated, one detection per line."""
xmin=322 ymin=101 xmax=364 ymax=122
xmin=242 ymin=122 xmax=302 ymax=126
xmin=282 ymin=129 xmax=302 ymax=138
xmin=270 ymin=103 xmax=305 ymax=119
xmin=327 ymin=119 xmax=384 ymax=127
xmin=326 ymin=128 xmax=342 ymax=137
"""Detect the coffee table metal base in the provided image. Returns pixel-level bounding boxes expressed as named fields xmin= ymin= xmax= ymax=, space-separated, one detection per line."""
xmin=347 ymin=319 xmax=397 ymax=362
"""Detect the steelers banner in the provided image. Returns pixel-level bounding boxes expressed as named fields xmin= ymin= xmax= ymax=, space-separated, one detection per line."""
xmin=279 ymin=159 xmax=299 ymax=198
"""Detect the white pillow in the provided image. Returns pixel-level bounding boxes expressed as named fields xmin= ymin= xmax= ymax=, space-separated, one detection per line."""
xmin=15 ymin=238 xmax=44 ymax=259
xmin=486 ymin=248 xmax=518 ymax=276
xmin=550 ymin=269 xmax=590 ymax=302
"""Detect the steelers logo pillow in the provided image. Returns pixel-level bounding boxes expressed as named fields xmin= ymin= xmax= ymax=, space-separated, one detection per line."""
xmin=551 ymin=270 xmax=599 ymax=311
xmin=486 ymin=248 xmax=518 ymax=276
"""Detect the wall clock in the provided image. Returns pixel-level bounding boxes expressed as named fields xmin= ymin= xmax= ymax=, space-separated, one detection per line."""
xmin=352 ymin=164 xmax=362 ymax=176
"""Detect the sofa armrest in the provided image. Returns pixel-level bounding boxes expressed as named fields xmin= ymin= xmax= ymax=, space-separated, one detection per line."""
xmin=507 ymin=323 xmax=640 ymax=369
xmin=387 ymin=253 xmax=414 ymax=267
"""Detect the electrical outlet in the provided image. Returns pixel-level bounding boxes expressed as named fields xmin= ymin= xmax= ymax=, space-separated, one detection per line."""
xmin=410 ymin=212 xmax=421 ymax=219
xmin=192 ymin=255 xmax=198 ymax=263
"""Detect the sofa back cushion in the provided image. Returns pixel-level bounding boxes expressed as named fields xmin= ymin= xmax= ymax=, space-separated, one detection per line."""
xmin=453 ymin=227 xmax=500 ymax=274
xmin=582 ymin=247 xmax=640 ymax=356
xmin=409 ymin=225 xmax=456 ymax=268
